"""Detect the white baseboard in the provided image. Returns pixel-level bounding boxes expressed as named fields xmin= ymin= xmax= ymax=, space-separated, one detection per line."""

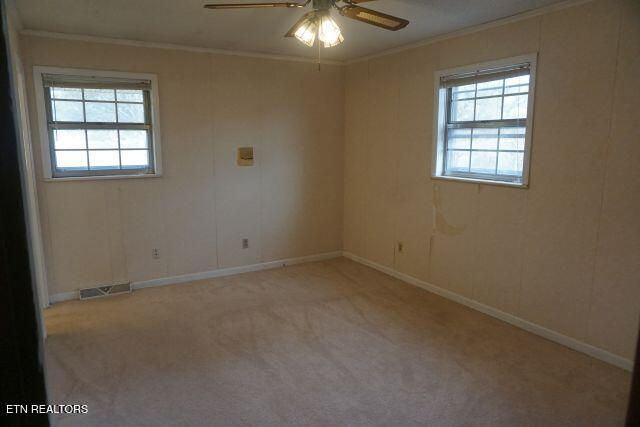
xmin=48 ymin=251 xmax=342 ymax=305
xmin=49 ymin=290 xmax=78 ymax=304
xmin=342 ymin=251 xmax=633 ymax=371
xmin=45 ymin=249 xmax=632 ymax=371
xmin=133 ymin=251 xmax=342 ymax=290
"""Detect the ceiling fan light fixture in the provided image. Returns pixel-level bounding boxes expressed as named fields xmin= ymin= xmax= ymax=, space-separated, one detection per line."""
xmin=204 ymin=1 xmax=410 ymax=49
xmin=318 ymin=13 xmax=343 ymax=47
xmin=294 ymin=17 xmax=317 ymax=47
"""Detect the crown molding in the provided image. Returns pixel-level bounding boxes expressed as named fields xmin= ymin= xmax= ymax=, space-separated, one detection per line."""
xmin=346 ymin=0 xmax=594 ymax=64
xmin=18 ymin=0 xmax=592 ymax=67
xmin=19 ymin=29 xmax=346 ymax=66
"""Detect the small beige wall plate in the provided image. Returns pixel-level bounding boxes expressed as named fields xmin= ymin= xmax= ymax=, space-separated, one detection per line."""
xmin=237 ymin=147 xmax=254 ymax=166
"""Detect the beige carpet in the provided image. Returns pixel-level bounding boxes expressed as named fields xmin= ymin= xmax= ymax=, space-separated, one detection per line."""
xmin=45 ymin=257 xmax=631 ymax=426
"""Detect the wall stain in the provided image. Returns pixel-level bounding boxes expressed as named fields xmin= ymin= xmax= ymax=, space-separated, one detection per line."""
xmin=432 ymin=184 xmax=465 ymax=236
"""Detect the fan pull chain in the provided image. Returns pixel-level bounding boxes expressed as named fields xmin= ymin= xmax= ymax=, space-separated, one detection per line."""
xmin=317 ymin=38 xmax=321 ymax=72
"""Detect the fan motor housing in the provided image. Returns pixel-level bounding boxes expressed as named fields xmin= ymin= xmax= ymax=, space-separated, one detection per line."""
xmin=313 ymin=0 xmax=334 ymax=11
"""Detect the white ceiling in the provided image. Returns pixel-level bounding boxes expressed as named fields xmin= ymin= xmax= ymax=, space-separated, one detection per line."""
xmin=16 ymin=0 xmax=568 ymax=62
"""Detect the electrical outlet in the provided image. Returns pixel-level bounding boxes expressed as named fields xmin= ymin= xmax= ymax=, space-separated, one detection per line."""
xmin=397 ymin=242 xmax=403 ymax=253
xmin=242 ymin=239 xmax=249 ymax=249
xmin=152 ymin=248 xmax=160 ymax=259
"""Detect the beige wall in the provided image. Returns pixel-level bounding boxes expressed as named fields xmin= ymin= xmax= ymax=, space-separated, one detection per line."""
xmin=344 ymin=0 xmax=640 ymax=360
xmin=20 ymin=36 xmax=344 ymax=296
xmin=18 ymin=0 xmax=639 ymax=363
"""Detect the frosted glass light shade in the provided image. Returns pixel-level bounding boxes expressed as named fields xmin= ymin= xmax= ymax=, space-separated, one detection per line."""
xmin=318 ymin=15 xmax=344 ymax=48
xmin=294 ymin=19 xmax=317 ymax=47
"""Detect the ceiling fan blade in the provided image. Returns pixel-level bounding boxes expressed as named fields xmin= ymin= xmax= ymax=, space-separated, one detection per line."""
xmin=340 ymin=5 xmax=409 ymax=31
xmin=285 ymin=12 xmax=315 ymax=37
xmin=204 ymin=2 xmax=304 ymax=9
xmin=347 ymin=0 xmax=377 ymax=3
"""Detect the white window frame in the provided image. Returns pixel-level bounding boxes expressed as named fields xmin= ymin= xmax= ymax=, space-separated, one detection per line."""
xmin=431 ymin=54 xmax=537 ymax=188
xmin=33 ymin=66 xmax=163 ymax=181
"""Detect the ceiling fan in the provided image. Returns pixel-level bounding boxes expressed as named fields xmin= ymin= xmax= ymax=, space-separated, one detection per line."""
xmin=203 ymin=0 xmax=409 ymax=48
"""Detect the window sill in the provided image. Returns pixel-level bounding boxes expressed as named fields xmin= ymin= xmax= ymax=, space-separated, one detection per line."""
xmin=43 ymin=173 xmax=162 ymax=182
xmin=431 ymin=174 xmax=528 ymax=189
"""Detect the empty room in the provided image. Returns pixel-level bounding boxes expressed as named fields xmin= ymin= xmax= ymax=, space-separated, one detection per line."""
xmin=1 ymin=0 xmax=639 ymax=425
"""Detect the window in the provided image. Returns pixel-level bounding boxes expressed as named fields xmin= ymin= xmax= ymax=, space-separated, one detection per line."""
xmin=432 ymin=55 xmax=536 ymax=187
xmin=34 ymin=67 xmax=161 ymax=179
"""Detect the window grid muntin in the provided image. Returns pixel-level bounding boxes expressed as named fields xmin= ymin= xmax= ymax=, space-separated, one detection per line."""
xmin=443 ymin=72 xmax=529 ymax=183
xmin=45 ymin=85 xmax=154 ymax=178
xmin=444 ymin=126 xmax=526 ymax=179
xmin=445 ymin=128 xmax=525 ymax=176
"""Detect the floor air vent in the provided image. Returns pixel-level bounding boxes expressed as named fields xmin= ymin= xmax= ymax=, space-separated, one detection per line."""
xmin=79 ymin=282 xmax=131 ymax=300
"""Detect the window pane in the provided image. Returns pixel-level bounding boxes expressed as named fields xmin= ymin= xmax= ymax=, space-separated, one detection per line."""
xmin=451 ymin=84 xmax=475 ymax=100
xmin=56 ymin=150 xmax=87 ymax=170
xmin=499 ymin=127 xmax=525 ymax=151
xmin=503 ymin=94 xmax=528 ymax=119
xmin=87 ymin=130 xmax=118 ymax=149
xmin=497 ymin=152 xmax=524 ymax=176
xmin=89 ymin=150 xmax=120 ymax=169
xmin=117 ymin=103 xmax=145 ymax=123
xmin=116 ymin=90 xmax=144 ymax=102
xmin=85 ymin=102 xmax=116 ymax=122
xmin=447 ymin=128 xmax=471 ymax=149
xmin=121 ymin=150 xmax=149 ymax=168
xmin=476 ymin=79 xmax=503 ymax=97
xmin=84 ymin=88 xmax=115 ymax=101
xmin=470 ymin=151 xmax=497 ymax=174
xmin=472 ymin=128 xmax=499 ymax=150
xmin=450 ymin=99 xmax=474 ymax=122
xmin=119 ymin=130 xmax=148 ymax=148
xmin=504 ymin=75 xmax=530 ymax=95
xmin=446 ymin=150 xmax=470 ymax=172
xmin=53 ymin=129 xmax=86 ymax=149
xmin=51 ymin=87 xmax=82 ymax=100
xmin=475 ymin=96 xmax=502 ymax=121
xmin=52 ymin=100 xmax=84 ymax=122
